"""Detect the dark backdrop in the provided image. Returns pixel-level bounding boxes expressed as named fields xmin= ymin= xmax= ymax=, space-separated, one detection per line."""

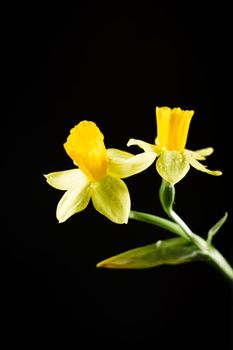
xmin=2 ymin=1 xmax=232 ymax=348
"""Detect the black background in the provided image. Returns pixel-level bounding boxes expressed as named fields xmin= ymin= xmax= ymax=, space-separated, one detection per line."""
xmin=2 ymin=1 xmax=233 ymax=348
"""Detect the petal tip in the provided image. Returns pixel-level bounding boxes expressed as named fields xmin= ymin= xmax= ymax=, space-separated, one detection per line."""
xmin=127 ymin=139 xmax=134 ymax=147
xmin=57 ymin=217 xmax=65 ymax=224
xmin=56 ymin=211 xmax=67 ymax=223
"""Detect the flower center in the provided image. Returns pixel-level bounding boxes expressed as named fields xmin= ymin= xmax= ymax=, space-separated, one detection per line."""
xmin=64 ymin=121 xmax=109 ymax=181
xmin=155 ymin=106 xmax=194 ymax=151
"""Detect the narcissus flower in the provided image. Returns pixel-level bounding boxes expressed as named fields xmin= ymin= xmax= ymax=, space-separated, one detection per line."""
xmin=127 ymin=106 xmax=222 ymax=184
xmin=45 ymin=121 xmax=156 ymax=224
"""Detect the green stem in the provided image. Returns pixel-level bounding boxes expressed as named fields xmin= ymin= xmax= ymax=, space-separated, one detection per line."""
xmin=129 ymin=209 xmax=233 ymax=282
xmin=168 ymin=210 xmax=208 ymax=251
xmin=129 ymin=210 xmax=187 ymax=238
xmin=208 ymin=246 xmax=233 ymax=282
xmin=169 ymin=210 xmax=233 ymax=282
xmin=158 ymin=179 xmax=233 ymax=282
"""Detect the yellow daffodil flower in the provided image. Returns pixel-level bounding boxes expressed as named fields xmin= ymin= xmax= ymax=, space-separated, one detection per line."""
xmin=45 ymin=121 xmax=156 ymax=224
xmin=127 ymin=106 xmax=222 ymax=184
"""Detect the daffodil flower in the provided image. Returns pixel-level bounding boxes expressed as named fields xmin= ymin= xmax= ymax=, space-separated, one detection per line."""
xmin=45 ymin=121 xmax=156 ymax=224
xmin=127 ymin=106 xmax=222 ymax=184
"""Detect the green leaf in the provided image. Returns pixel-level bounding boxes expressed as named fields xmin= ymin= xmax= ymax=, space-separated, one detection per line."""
xmin=207 ymin=212 xmax=228 ymax=244
xmin=96 ymin=237 xmax=203 ymax=269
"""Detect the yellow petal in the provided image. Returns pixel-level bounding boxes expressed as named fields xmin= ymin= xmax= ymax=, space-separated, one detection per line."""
xmin=56 ymin=176 xmax=91 ymax=223
xmin=188 ymin=157 xmax=222 ymax=176
xmin=186 ymin=147 xmax=215 ymax=160
xmin=127 ymin=138 xmax=159 ymax=153
xmin=107 ymin=148 xmax=133 ymax=160
xmin=192 ymin=147 xmax=214 ymax=159
xmin=44 ymin=169 xmax=85 ymax=190
xmin=156 ymin=151 xmax=190 ymax=184
xmin=91 ymin=175 xmax=130 ymax=224
xmin=107 ymin=148 xmax=156 ymax=178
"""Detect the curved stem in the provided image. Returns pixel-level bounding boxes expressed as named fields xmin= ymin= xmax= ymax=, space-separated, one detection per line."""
xmin=158 ymin=179 xmax=233 ymax=281
xmin=169 ymin=210 xmax=233 ymax=282
xmin=168 ymin=210 xmax=208 ymax=251
xmin=129 ymin=209 xmax=233 ymax=282
xmin=129 ymin=210 xmax=187 ymax=238
xmin=208 ymin=247 xmax=233 ymax=282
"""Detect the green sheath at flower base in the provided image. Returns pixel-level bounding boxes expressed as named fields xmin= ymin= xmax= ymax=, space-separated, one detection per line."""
xmin=44 ymin=120 xmax=156 ymax=224
xmin=159 ymin=179 xmax=175 ymax=215
xmin=127 ymin=106 xmax=222 ymax=184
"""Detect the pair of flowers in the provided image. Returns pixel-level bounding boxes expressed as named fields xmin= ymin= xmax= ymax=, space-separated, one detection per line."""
xmin=45 ymin=106 xmax=221 ymax=224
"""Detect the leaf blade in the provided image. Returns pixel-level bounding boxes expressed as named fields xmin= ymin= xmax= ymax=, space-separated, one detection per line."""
xmin=207 ymin=212 xmax=228 ymax=244
xmin=97 ymin=237 xmax=202 ymax=269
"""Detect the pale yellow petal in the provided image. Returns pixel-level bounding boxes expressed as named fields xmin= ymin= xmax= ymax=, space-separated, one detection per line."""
xmin=186 ymin=147 xmax=214 ymax=160
xmin=56 ymin=176 xmax=91 ymax=223
xmin=107 ymin=148 xmax=133 ymax=159
xmin=107 ymin=148 xmax=156 ymax=178
xmin=127 ymin=138 xmax=159 ymax=154
xmin=91 ymin=175 xmax=130 ymax=224
xmin=156 ymin=151 xmax=190 ymax=185
xmin=44 ymin=169 xmax=85 ymax=190
xmin=188 ymin=157 xmax=222 ymax=176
